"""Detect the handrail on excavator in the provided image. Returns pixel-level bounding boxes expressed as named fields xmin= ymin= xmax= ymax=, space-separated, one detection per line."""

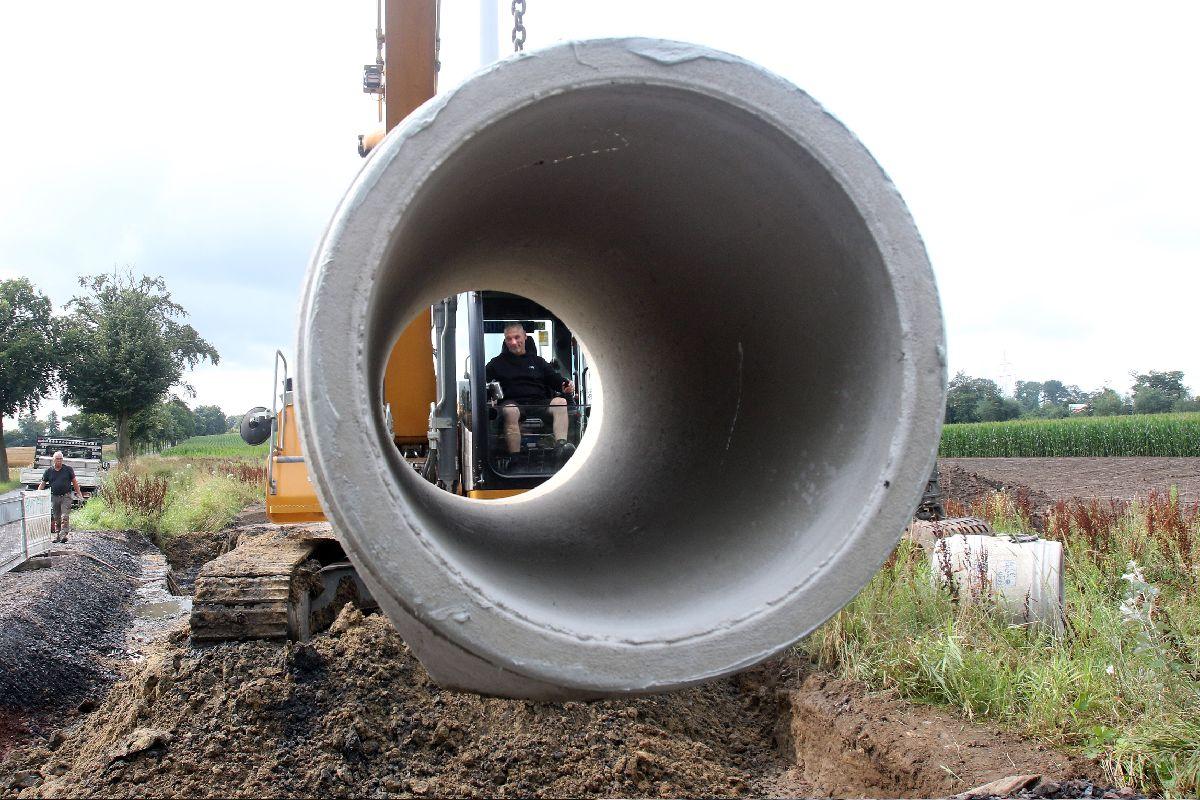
xmin=267 ymin=350 xmax=289 ymax=496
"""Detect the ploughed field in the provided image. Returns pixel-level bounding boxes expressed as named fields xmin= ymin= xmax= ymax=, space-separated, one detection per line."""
xmin=941 ymin=456 xmax=1200 ymax=508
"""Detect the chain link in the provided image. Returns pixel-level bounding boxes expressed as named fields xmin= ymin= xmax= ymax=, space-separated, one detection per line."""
xmin=511 ymin=0 xmax=527 ymax=52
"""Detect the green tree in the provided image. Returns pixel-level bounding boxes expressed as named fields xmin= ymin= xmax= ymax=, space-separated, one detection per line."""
xmin=945 ymin=372 xmax=1009 ymax=424
xmin=12 ymin=413 xmax=47 ymax=447
xmin=1088 ymin=387 xmax=1128 ymax=417
xmin=1131 ymin=370 xmax=1189 ymax=412
xmin=1013 ymin=381 xmax=1042 ymax=414
xmin=130 ymin=399 xmax=196 ymax=451
xmin=194 ymin=404 xmax=228 ymax=436
xmin=0 ymin=278 xmax=58 ymax=480
xmin=973 ymin=395 xmax=1021 ymax=422
xmin=46 ymin=410 xmax=60 ymax=436
xmin=63 ymin=411 xmax=116 ymax=442
xmin=165 ymin=398 xmax=196 ymax=445
xmin=59 ymin=272 xmax=219 ymax=461
xmin=1133 ymin=387 xmax=1174 ymax=415
xmin=224 ymin=414 xmax=239 ymax=433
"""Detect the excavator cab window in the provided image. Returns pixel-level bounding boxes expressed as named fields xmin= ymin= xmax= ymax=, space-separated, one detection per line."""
xmin=466 ymin=291 xmax=592 ymax=490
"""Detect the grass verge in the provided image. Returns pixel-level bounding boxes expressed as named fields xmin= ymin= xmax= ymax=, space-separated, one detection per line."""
xmin=804 ymin=491 xmax=1200 ymax=796
xmin=74 ymin=456 xmax=265 ymax=540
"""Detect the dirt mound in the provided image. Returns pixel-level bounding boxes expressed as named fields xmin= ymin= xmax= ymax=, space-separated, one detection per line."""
xmin=3 ymin=609 xmax=789 ymax=798
xmin=0 ymin=531 xmax=147 ymax=716
xmin=775 ymin=673 xmax=1107 ymax=798
xmin=0 ymin=604 xmax=1118 ymax=799
xmin=939 ymin=462 xmax=1054 ymax=531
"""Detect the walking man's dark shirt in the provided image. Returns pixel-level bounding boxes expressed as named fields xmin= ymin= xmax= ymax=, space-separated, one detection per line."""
xmin=42 ymin=464 xmax=76 ymax=496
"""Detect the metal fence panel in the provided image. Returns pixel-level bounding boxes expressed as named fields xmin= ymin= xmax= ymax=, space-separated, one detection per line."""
xmin=23 ymin=490 xmax=52 ymax=560
xmin=0 ymin=496 xmax=23 ymax=572
xmin=0 ymin=491 xmax=52 ymax=575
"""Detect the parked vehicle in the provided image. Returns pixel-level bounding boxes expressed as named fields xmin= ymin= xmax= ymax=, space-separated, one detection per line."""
xmin=19 ymin=437 xmax=108 ymax=501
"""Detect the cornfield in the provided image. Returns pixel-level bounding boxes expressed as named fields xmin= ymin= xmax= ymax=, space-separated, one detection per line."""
xmin=940 ymin=412 xmax=1200 ymax=457
xmin=160 ymin=433 xmax=269 ymax=458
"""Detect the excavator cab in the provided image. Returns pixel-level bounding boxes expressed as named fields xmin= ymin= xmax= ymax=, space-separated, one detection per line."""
xmin=455 ymin=290 xmax=592 ymax=498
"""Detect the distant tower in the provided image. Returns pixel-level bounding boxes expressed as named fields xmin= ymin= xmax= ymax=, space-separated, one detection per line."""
xmin=998 ymin=351 xmax=1015 ymax=396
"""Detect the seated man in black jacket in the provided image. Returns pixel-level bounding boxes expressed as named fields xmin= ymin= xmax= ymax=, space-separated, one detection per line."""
xmin=485 ymin=322 xmax=575 ymax=463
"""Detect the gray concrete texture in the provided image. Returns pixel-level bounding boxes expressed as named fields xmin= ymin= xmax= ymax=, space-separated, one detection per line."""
xmin=296 ymin=38 xmax=946 ymax=698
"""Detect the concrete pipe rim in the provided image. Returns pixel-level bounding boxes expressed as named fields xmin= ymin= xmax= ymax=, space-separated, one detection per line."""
xmin=297 ymin=38 xmax=946 ymax=694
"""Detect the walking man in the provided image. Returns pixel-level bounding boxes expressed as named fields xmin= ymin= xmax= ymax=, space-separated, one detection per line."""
xmin=37 ymin=451 xmax=82 ymax=543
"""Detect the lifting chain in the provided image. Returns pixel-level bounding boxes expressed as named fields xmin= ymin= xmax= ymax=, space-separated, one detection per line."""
xmin=511 ymin=0 xmax=527 ymax=52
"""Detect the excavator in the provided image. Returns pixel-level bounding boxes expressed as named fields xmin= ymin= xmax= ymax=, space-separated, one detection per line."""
xmin=192 ymin=1 xmax=951 ymax=700
xmin=191 ymin=0 xmax=591 ymax=642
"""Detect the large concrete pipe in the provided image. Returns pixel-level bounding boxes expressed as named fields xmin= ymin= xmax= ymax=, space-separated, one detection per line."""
xmin=297 ymin=39 xmax=946 ymax=699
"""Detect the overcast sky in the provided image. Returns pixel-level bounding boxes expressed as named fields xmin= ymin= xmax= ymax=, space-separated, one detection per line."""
xmin=2 ymin=1 xmax=1198 ymax=428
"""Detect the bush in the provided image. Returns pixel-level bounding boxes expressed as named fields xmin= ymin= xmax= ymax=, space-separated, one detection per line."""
xmin=158 ymin=473 xmax=260 ymax=536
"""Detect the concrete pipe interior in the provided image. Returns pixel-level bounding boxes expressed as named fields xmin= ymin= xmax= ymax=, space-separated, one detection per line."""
xmin=298 ymin=39 xmax=945 ymax=697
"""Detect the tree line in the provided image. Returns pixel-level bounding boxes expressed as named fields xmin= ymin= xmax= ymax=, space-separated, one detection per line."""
xmin=946 ymin=370 xmax=1200 ymax=424
xmin=0 ymin=272 xmax=218 ymax=479
xmin=5 ymin=402 xmax=235 ymax=449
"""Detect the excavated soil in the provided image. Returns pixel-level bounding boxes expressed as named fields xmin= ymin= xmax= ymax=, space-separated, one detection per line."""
xmin=941 ymin=457 xmax=1200 ymax=507
xmin=0 ymin=531 xmax=146 ymax=717
xmin=0 ymin=606 xmax=1117 ymax=799
xmin=159 ymin=504 xmax=267 ymax=593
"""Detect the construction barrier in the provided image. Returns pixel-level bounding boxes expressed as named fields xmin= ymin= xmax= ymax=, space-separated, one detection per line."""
xmin=0 ymin=490 xmax=53 ymax=575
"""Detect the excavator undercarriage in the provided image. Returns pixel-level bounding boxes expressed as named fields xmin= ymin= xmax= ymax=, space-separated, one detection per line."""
xmin=190 ymin=525 xmax=376 ymax=642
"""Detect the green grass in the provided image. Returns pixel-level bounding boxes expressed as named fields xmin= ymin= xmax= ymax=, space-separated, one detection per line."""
xmin=74 ymin=456 xmax=265 ymax=539
xmin=804 ymin=491 xmax=1200 ymax=796
xmin=160 ymin=433 xmax=270 ymax=459
xmin=940 ymin=412 xmax=1200 ymax=457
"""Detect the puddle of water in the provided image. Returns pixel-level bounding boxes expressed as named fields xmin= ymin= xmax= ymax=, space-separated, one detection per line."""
xmin=125 ymin=550 xmax=192 ymax=660
xmin=136 ymin=600 xmax=187 ymax=620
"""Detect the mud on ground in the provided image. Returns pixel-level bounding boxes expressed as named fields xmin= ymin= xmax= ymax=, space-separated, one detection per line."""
xmin=1 ymin=605 xmax=1114 ymax=799
xmin=0 ymin=531 xmax=147 ymax=717
xmin=159 ymin=503 xmax=268 ymax=593
xmin=941 ymin=457 xmax=1200 ymax=508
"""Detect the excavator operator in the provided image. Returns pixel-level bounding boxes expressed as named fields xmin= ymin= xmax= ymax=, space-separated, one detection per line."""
xmin=486 ymin=322 xmax=576 ymax=466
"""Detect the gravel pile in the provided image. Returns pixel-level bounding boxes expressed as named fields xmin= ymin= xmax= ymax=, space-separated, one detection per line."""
xmin=0 ymin=530 xmax=148 ymax=714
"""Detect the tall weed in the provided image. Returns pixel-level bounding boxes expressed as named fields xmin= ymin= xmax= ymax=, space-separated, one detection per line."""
xmin=806 ymin=490 xmax=1200 ymax=795
xmin=74 ymin=456 xmax=265 ymax=539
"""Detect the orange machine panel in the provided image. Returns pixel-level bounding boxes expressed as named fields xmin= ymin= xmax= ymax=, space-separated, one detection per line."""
xmin=384 ymin=309 xmax=436 ymax=445
xmin=266 ymin=402 xmax=326 ymax=524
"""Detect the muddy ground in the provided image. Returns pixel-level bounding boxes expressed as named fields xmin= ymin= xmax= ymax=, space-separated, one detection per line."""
xmin=941 ymin=457 xmax=1200 ymax=508
xmin=0 ymin=531 xmax=145 ymax=717
xmin=3 ymin=459 xmax=1176 ymax=798
xmin=2 ymin=606 xmax=1114 ymax=799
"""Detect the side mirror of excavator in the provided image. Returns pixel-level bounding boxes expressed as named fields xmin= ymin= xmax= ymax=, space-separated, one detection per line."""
xmin=240 ymin=407 xmax=273 ymax=446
